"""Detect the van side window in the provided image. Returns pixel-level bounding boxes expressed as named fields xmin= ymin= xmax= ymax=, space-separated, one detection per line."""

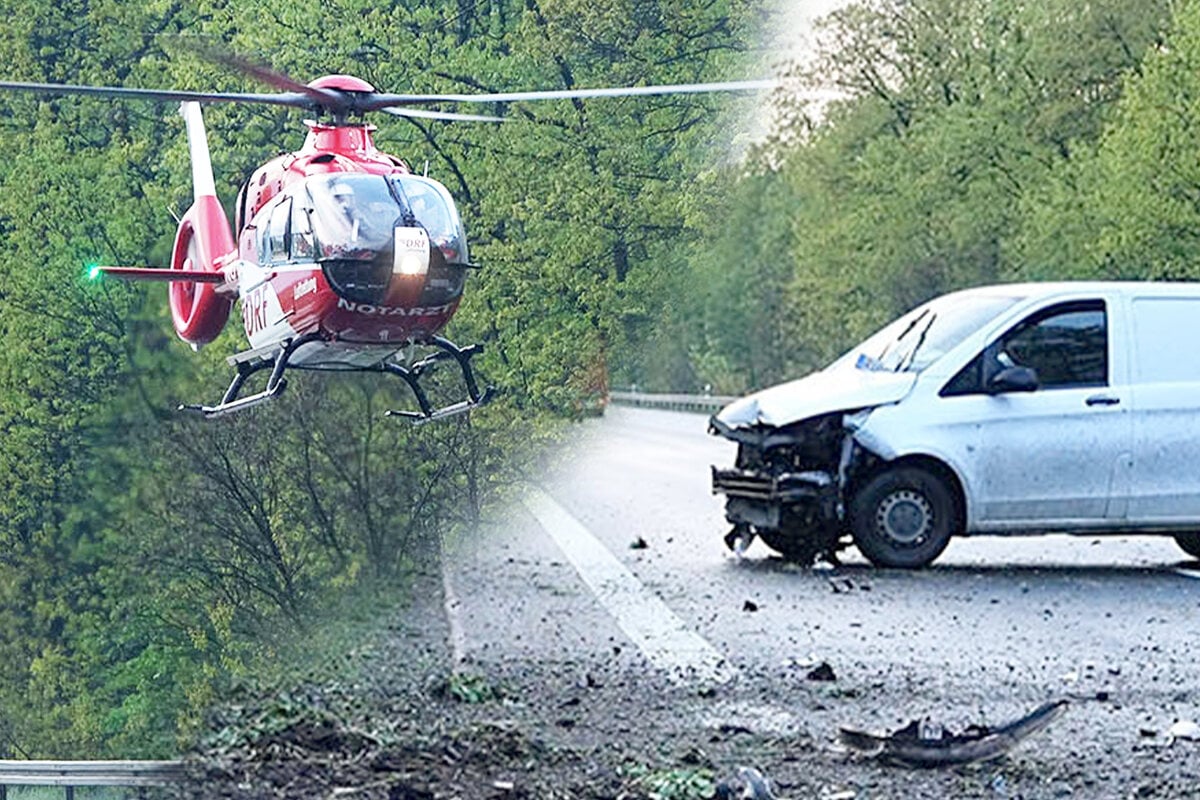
xmin=942 ymin=300 xmax=1107 ymax=395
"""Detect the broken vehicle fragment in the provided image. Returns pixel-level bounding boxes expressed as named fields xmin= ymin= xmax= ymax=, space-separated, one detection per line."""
xmin=714 ymin=766 xmax=777 ymax=800
xmin=837 ymin=699 xmax=1068 ymax=768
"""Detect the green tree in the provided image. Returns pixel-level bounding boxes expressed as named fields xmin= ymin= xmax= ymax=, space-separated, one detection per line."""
xmin=674 ymin=0 xmax=1171 ymax=391
xmin=1015 ymin=3 xmax=1200 ymax=281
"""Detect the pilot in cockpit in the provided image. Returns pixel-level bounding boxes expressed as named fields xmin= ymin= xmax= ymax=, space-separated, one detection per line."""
xmin=331 ymin=182 xmax=361 ymax=242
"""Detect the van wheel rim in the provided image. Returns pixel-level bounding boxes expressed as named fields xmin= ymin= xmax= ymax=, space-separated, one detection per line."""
xmin=876 ymin=489 xmax=932 ymax=545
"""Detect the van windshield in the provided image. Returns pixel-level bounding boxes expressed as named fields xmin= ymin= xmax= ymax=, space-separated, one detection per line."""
xmin=839 ymin=293 xmax=1024 ymax=373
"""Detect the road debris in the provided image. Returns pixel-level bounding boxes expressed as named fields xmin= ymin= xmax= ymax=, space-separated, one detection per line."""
xmin=714 ymin=766 xmax=777 ymax=799
xmin=1166 ymin=720 xmax=1200 ymax=743
xmin=630 ymin=536 xmax=649 ymax=550
xmin=743 ymin=600 xmax=760 ymax=612
xmin=724 ymin=526 xmax=755 ymax=557
xmin=828 ymin=577 xmax=868 ymax=594
xmin=806 ymin=662 xmax=837 ymax=682
xmin=837 ymin=699 xmax=1068 ymax=768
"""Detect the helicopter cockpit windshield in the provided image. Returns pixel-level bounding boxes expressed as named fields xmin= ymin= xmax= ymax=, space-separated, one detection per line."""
xmin=308 ymin=173 xmax=470 ymax=307
xmin=390 ymin=175 xmax=468 ymax=266
xmin=310 ymin=174 xmax=399 ymax=258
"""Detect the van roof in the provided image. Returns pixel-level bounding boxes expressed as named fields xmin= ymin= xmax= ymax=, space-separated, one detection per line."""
xmin=951 ymin=280 xmax=1200 ymax=301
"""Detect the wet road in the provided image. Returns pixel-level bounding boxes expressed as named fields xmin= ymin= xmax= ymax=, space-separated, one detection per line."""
xmin=443 ymin=405 xmax=1200 ymax=794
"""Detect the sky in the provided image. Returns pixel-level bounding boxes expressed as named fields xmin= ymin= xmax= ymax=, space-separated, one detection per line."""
xmin=769 ymin=0 xmax=854 ymax=66
xmin=737 ymin=0 xmax=852 ymax=148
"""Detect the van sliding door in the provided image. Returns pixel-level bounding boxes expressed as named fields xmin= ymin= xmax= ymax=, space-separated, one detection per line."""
xmin=1127 ymin=296 xmax=1200 ymax=522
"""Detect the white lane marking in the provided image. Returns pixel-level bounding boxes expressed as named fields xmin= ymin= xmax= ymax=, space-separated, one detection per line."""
xmin=524 ymin=487 xmax=738 ymax=687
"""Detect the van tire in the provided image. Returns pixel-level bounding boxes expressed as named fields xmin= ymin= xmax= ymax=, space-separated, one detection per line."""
xmin=849 ymin=466 xmax=956 ymax=568
xmin=1174 ymin=532 xmax=1200 ymax=559
xmin=758 ymin=505 xmax=830 ymax=564
xmin=758 ymin=529 xmax=818 ymax=564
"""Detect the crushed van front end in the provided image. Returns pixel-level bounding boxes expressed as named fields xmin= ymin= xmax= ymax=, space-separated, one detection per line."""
xmin=709 ymin=412 xmax=850 ymax=563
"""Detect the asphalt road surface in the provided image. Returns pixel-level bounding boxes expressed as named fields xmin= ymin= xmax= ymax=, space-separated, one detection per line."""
xmin=443 ymin=405 xmax=1200 ymax=797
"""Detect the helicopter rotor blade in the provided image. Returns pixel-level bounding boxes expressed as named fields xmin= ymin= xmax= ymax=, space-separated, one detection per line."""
xmin=187 ymin=43 xmax=345 ymax=108
xmin=362 ymin=79 xmax=780 ymax=108
xmin=0 ymin=72 xmax=793 ymax=122
xmin=380 ymin=107 xmax=506 ymax=123
xmin=0 ymin=80 xmax=317 ymax=109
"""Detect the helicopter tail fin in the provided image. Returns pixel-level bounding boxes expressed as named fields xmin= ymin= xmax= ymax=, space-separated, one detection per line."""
xmin=168 ymin=102 xmax=237 ymax=345
xmin=182 ymin=101 xmax=219 ymax=203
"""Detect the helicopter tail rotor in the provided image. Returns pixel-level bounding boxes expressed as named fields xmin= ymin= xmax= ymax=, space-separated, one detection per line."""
xmin=169 ymin=102 xmax=236 ymax=345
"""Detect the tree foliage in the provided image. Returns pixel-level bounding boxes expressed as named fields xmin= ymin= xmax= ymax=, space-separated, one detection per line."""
xmin=678 ymin=0 xmax=1174 ymax=392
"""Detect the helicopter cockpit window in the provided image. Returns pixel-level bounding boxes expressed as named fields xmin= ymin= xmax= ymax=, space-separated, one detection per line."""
xmin=390 ymin=175 xmax=469 ymax=266
xmin=291 ymin=199 xmax=313 ymax=260
xmin=308 ymin=174 xmax=406 ymax=304
xmin=268 ymin=198 xmax=291 ymax=263
xmin=306 ymin=173 xmax=471 ymax=306
xmin=309 ymin=174 xmax=402 ymax=260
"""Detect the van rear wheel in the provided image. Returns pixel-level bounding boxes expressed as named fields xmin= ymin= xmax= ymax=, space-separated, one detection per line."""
xmin=849 ymin=466 xmax=957 ymax=568
xmin=1174 ymin=532 xmax=1200 ymax=559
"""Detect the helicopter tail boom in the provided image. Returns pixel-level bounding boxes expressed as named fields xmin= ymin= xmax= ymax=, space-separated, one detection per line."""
xmin=96 ymin=266 xmax=226 ymax=284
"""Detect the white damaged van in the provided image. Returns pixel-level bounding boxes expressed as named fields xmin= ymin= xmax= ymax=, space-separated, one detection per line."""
xmin=710 ymin=282 xmax=1200 ymax=567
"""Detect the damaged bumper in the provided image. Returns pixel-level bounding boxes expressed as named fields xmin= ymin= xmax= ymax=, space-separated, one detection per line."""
xmin=710 ymin=466 xmax=833 ymax=503
xmin=711 ymin=467 xmax=836 ymax=531
xmin=708 ymin=402 xmax=875 ymax=562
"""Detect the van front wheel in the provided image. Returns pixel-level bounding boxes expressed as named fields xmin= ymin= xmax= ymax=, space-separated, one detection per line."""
xmin=758 ymin=503 xmax=839 ymax=564
xmin=849 ymin=466 xmax=956 ymax=568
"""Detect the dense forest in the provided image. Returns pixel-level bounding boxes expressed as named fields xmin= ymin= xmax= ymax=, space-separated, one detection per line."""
xmin=0 ymin=0 xmax=1196 ymax=760
xmin=673 ymin=0 xmax=1185 ymax=393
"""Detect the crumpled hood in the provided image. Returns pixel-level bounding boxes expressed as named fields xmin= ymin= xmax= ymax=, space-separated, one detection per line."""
xmin=714 ymin=367 xmax=916 ymax=430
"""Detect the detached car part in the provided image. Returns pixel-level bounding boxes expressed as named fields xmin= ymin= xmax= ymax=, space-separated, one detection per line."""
xmin=837 ymin=699 xmax=1069 ymax=768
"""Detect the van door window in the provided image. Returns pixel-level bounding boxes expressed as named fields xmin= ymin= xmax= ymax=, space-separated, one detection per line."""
xmin=943 ymin=300 xmax=1107 ymax=395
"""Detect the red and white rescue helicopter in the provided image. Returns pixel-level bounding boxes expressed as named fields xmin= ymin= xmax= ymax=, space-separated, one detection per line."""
xmin=0 ymin=58 xmax=772 ymax=422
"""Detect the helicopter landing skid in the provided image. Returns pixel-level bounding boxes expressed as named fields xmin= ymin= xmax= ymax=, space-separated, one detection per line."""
xmin=381 ymin=336 xmax=495 ymax=425
xmin=178 ymin=333 xmax=325 ymax=418
xmin=178 ymin=333 xmax=493 ymax=422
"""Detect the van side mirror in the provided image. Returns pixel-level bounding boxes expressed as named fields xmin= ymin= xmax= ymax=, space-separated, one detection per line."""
xmin=989 ymin=365 xmax=1039 ymax=394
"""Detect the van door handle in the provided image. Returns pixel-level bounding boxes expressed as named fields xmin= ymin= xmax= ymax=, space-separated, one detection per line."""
xmin=1086 ymin=394 xmax=1120 ymax=407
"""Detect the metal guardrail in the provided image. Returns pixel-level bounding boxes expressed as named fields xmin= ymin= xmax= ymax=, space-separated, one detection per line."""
xmin=0 ymin=760 xmax=184 ymax=797
xmin=608 ymin=390 xmax=738 ymax=414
